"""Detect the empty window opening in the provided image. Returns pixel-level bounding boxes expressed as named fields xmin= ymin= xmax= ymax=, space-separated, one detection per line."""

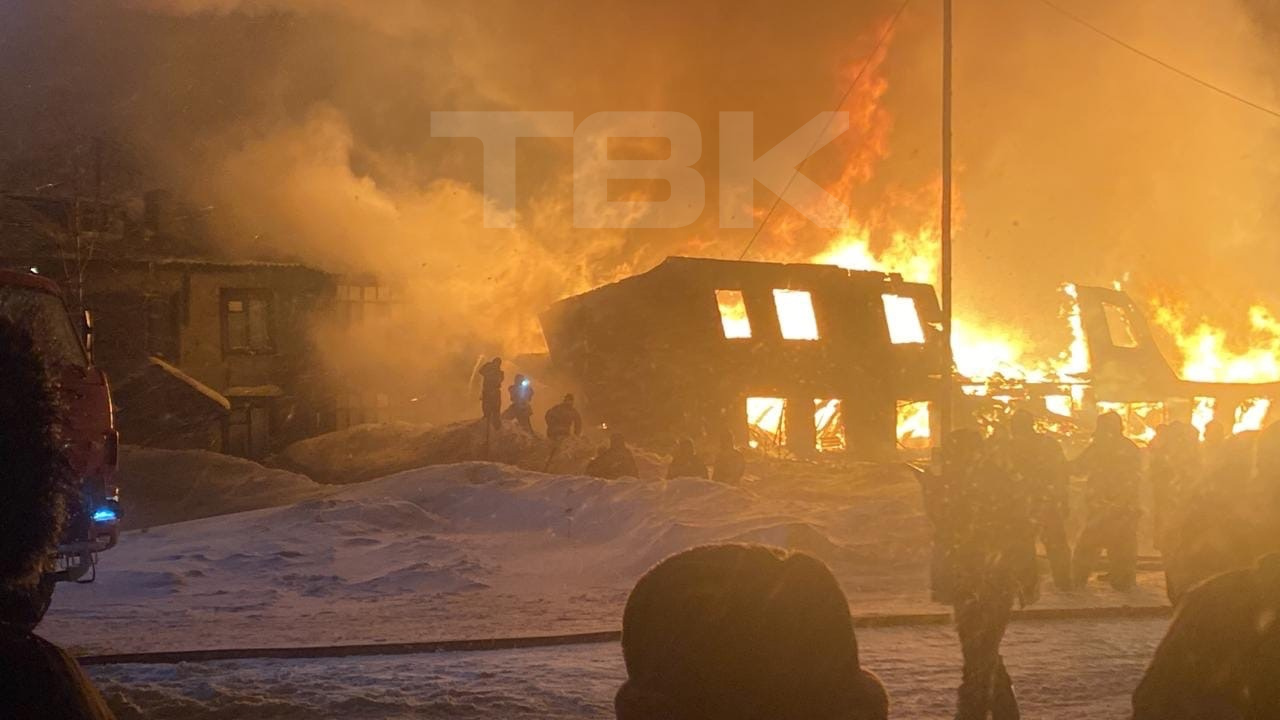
xmin=1234 ymin=397 xmax=1272 ymax=435
xmin=882 ymin=294 xmax=926 ymax=345
xmin=897 ymin=401 xmax=932 ymax=449
xmin=1044 ymin=395 xmax=1074 ymax=417
xmin=773 ymin=289 xmax=819 ymax=340
xmin=814 ymin=399 xmax=846 ymax=452
xmin=716 ymin=290 xmax=752 ymax=339
xmin=1102 ymin=303 xmax=1139 ymax=349
xmin=746 ymin=397 xmax=786 ymax=450
xmin=1191 ymin=397 xmax=1216 ymax=440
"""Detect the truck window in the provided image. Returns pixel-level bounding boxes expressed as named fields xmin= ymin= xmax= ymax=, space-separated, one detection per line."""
xmin=0 ymin=287 xmax=88 ymax=368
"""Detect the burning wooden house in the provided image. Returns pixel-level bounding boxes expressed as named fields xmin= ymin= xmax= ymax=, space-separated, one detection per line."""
xmin=540 ymin=256 xmax=948 ymax=458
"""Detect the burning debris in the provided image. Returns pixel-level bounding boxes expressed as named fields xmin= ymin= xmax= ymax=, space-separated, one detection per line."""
xmin=542 ymin=257 xmax=1278 ymax=453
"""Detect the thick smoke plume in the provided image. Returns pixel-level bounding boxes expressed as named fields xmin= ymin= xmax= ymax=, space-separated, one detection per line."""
xmin=2 ymin=0 xmax=1278 ymax=415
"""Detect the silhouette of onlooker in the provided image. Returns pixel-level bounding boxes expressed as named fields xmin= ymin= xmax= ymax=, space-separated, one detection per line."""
xmin=929 ymin=430 xmax=1038 ymax=720
xmin=1070 ymin=412 xmax=1143 ymax=590
xmin=666 ymin=438 xmax=708 ymax=480
xmin=585 ymin=433 xmax=640 ymax=479
xmin=615 ymin=544 xmax=888 ymax=720
xmin=1134 ymin=553 xmax=1280 ymax=720
xmin=0 ymin=319 xmax=115 ymax=718
xmin=711 ymin=430 xmax=746 ymax=485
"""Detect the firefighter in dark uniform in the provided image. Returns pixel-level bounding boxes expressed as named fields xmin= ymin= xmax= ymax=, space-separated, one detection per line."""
xmin=1070 ymin=411 xmax=1143 ymax=591
xmin=1007 ymin=410 xmax=1072 ymax=590
xmin=928 ymin=430 xmax=1039 ymax=720
xmin=503 ymin=374 xmax=535 ymax=434
xmin=478 ymin=357 xmax=504 ymax=431
xmin=543 ymin=394 xmax=583 ymax=471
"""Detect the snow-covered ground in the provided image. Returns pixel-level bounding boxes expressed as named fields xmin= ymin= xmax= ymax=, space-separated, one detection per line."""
xmin=88 ymin=616 xmax=1168 ymax=719
xmin=44 ymin=445 xmax=1174 ymax=717
xmin=47 ymin=457 xmax=1168 ymax=655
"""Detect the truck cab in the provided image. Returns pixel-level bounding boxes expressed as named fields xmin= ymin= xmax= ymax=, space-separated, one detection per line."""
xmin=0 ymin=270 xmax=120 ymax=593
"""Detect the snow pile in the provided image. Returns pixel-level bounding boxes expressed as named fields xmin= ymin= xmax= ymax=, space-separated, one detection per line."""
xmin=116 ymin=446 xmax=330 ymax=529
xmin=50 ymin=458 xmax=1169 ymax=655
xmin=50 ymin=460 xmax=932 ymax=653
xmin=272 ymin=420 xmax=664 ymax=483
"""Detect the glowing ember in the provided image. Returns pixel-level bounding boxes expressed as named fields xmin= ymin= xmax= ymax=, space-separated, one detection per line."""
xmin=896 ymin=401 xmax=931 ymax=448
xmin=715 ymin=289 xmax=752 ymax=339
xmin=772 ymin=289 xmax=820 ymax=341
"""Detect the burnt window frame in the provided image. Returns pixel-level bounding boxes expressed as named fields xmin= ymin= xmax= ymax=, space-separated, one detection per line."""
xmin=221 ymin=288 xmax=277 ymax=356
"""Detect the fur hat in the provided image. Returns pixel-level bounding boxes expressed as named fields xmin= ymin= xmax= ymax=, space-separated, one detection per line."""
xmin=0 ymin=319 xmax=68 ymax=589
xmin=616 ymin=544 xmax=888 ymax=720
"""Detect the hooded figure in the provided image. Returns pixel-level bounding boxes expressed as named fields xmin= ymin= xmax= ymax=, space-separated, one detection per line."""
xmin=0 ymin=319 xmax=116 ymax=719
xmin=666 ymin=438 xmax=708 ymax=480
xmin=1133 ymin=553 xmax=1280 ymax=720
xmin=615 ymin=544 xmax=888 ymax=720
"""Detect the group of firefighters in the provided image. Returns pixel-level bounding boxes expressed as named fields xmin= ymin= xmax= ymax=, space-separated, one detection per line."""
xmin=477 ymin=357 xmax=747 ymax=483
xmin=475 ymin=359 xmax=1280 ymax=718
xmin=924 ymin=407 xmax=1280 ymax=719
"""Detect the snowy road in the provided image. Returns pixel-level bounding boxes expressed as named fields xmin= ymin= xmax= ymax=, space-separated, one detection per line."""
xmin=89 ymin=616 xmax=1167 ymax=719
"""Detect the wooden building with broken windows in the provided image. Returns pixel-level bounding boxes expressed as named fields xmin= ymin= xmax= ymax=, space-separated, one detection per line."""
xmin=539 ymin=256 xmax=948 ymax=458
xmin=0 ymin=193 xmax=338 ymax=458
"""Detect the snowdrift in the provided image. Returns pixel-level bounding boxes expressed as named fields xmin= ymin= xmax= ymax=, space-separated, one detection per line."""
xmin=116 ymin=446 xmax=329 ymax=529
xmin=52 ymin=458 xmax=1170 ymax=654
xmin=271 ymin=419 xmax=665 ymax=484
xmin=49 ymin=460 xmax=934 ymax=652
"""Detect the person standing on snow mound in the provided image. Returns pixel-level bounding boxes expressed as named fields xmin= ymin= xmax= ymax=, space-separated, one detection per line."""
xmin=615 ymin=544 xmax=889 ymax=720
xmin=543 ymin=394 xmax=583 ymax=471
xmin=666 ymin=437 xmax=708 ymax=480
xmin=585 ymin=433 xmax=639 ymax=479
xmin=1133 ymin=553 xmax=1280 ymax=720
xmin=0 ymin=319 xmax=116 ymax=719
xmin=503 ymin=373 xmax=535 ymax=435
xmin=1007 ymin=410 xmax=1072 ymax=591
xmin=711 ymin=430 xmax=745 ymax=485
xmin=933 ymin=429 xmax=1039 ymax=720
xmin=1070 ymin=411 xmax=1143 ymax=591
xmin=478 ymin=357 xmax=504 ymax=431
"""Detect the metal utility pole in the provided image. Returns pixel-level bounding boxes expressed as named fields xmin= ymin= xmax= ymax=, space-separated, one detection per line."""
xmin=939 ymin=0 xmax=954 ymax=440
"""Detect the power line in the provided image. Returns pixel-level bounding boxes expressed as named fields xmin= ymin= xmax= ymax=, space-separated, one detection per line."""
xmin=738 ymin=0 xmax=913 ymax=261
xmin=1033 ymin=0 xmax=1280 ymax=122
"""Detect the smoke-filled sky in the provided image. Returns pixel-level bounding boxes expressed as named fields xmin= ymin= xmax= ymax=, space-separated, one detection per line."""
xmin=2 ymin=0 xmax=1278 ymax=387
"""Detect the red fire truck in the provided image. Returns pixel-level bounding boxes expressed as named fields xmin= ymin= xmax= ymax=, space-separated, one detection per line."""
xmin=0 ymin=269 xmax=120 ymax=624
